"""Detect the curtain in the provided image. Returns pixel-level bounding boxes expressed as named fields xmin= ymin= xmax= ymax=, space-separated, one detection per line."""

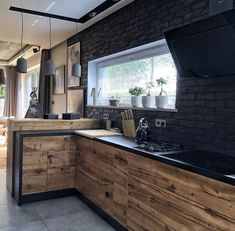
xmin=3 ymin=66 xmax=18 ymax=117
xmin=38 ymin=49 xmax=51 ymax=114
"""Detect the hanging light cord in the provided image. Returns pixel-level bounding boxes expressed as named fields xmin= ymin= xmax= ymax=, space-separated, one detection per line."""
xmin=21 ymin=12 xmax=23 ymax=49
xmin=49 ymin=17 xmax=52 ymax=49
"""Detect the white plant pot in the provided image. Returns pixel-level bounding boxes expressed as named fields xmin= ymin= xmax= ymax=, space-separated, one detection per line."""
xmin=155 ymin=96 xmax=169 ymax=109
xmin=142 ymin=96 xmax=155 ymax=108
xmin=131 ymin=96 xmax=142 ymax=107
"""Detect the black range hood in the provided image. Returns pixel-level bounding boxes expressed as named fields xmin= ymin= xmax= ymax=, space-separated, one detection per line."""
xmin=164 ymin=8 xmax=235 ymax=78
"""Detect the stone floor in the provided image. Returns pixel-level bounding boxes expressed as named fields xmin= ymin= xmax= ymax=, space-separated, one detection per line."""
xmin=0 ymin=168 xmax=115 ymax=231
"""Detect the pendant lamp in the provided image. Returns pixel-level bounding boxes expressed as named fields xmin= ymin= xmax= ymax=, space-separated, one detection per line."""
xmin=45 ymin=18 xmax=55 ymax=76
xmin=72 ymin=23 xmax=81 ymax=77
xmin=17 ymin=12 xmax=27 ymax=73
xmin=0 ymin=69 xmax=6 ymax=85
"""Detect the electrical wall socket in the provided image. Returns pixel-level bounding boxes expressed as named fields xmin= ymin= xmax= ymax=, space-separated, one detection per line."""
xmin=155 ymin=119 xmax=166 ymax=128
xmin=103 ymin=113 xmax=110 ymax=120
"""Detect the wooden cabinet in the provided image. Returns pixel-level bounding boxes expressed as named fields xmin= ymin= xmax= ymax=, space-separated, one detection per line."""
xmin=22 ymin=136 xmax=76 ymax=195
xmin=75 ymin=137 xmax=235 ymax=231
xmin=128 ymin=153 xmax=235 ymax=231
xmin=75 ymin=136 xmax=128 ymax=227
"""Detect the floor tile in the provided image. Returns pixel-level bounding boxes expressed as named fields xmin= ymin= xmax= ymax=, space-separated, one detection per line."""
xmin=0 ymin=221 xmax=48 ymax=231
xmin=0 ymin=204 xmax=40 ymax=228
xmin=32 ymin=196 xmax=89 ymax=219
xmin=0 ymin=189 xmax=15 ymax=206
xmin=45 ymin=210 xmax=115 ymax=231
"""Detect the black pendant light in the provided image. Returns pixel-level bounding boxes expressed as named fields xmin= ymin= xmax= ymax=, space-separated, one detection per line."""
xmin=17 ymin=12 xmax=27 ymax=73
xmin=45 ymin=17 xmax=55 ymax=76
xmin=0 ymin=69 xmax=6 ymax=85
xmin=72 ymin=23 xmax=81 ymax=77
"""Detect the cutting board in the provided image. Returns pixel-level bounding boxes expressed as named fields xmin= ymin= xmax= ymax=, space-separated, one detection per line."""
xmin=74 ymin=129 xmax=122 ymax=139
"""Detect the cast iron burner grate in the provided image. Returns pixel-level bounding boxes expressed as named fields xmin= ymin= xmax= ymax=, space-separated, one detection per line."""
xmin=134 ymin=142 xmax=192 ymax=153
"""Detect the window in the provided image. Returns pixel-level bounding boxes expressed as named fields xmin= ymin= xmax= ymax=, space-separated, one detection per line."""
xmin=0 ymin=85 xmax=6 ymax=117
xmin=17 ymin=67 xmax=40 ymax=117
xmin=88 ymin=40 xmax=177 ymax=109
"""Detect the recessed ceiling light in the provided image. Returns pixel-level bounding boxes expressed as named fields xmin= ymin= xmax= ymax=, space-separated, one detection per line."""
xmin=89 ymin=12 xmax=97 ymax=18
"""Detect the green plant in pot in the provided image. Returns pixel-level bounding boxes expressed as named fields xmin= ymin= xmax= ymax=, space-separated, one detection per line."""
xmin=155 ymin=77 xmax=169 ymax=108
xmin=129 ymin=86 xmax=145 ymax=107
xmin=142 ymin=81 xmax=155 ymax=108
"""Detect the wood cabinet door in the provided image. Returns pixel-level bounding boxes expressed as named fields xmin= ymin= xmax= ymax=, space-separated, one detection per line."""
xmin=128 ymin=153 xmax=235 ymax=231
xmin=113 ymin=150 xmax=128 ymax=227
xmin=75 ymin=136 xmax=129 ymax=228
xmin=22 ymin=136 xmax=75 ymax=194
xmin=22 ymin=138 xmax=47 ymax=195
xmin=75 ymin=137 xmax=114 ymax=215
xmin=47 ymin=149 xmax=70 ymax=191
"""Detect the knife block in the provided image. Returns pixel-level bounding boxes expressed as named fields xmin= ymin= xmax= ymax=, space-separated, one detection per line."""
xmin=122 ymin=119 xmax=136 ymax=138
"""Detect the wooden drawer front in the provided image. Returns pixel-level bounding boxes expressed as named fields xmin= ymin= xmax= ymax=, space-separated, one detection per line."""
xmin=128 ymin=153 xmax=235 ymax=231
xmin=23 ymin=136 xmax=70 ymax=151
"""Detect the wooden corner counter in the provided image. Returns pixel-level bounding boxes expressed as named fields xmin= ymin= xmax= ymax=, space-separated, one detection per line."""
xmin=6 ymin=118 xmax=99 ymax=196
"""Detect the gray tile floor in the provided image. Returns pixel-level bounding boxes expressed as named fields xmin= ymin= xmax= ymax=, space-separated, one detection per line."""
xmin=0 ymin=169 xmax=115 ymax=231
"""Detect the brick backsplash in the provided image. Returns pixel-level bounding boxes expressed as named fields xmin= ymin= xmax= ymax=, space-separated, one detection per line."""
xmin=67 ymin=0 xmax=235 ymax=155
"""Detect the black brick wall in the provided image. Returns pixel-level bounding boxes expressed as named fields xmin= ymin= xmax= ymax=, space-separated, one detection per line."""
xmin=67 ymin=0 xmax=235 ymax=156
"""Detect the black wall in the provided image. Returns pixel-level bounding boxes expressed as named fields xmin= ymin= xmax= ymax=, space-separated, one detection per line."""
xmin=68 ymin=0 xmax=235 ymax=156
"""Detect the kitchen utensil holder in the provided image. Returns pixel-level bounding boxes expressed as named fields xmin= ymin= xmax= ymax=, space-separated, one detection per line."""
xmin=122 ymin=119 xmax=136 ymax=138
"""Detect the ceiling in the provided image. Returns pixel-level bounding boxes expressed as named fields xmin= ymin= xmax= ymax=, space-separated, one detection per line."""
xmin=0 ymin=0 xmax=134 ymax=64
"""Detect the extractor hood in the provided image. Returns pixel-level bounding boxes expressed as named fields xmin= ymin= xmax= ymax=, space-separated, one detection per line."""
xmin=164 ymin=8 xmax=235 ymax=78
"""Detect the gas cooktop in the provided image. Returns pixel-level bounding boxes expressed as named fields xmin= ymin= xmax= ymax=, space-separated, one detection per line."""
xmin=134 ymin=142 xmax=192 ymax=153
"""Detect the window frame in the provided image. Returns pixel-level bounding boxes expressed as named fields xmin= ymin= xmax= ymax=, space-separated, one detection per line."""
xmin=87 ymin=39 xmax=177 ymax=110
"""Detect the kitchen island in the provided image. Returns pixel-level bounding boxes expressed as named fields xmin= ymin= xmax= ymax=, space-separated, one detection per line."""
xmin=6 ymin=118 xmax=99 ymax=197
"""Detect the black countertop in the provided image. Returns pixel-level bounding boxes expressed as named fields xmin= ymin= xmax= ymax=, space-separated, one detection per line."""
xmin=93 ymin=135 xmax=235 ymax=186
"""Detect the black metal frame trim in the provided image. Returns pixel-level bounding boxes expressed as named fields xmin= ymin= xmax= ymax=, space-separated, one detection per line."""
xmin=9 ymin=6 xmax=80 ymax=23
xmin=9 ymin=0 xmax=121 ymax=24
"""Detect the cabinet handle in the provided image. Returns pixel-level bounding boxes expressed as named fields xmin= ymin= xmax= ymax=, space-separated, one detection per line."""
xmin=48 ymin=154 xmax=53 ymax=164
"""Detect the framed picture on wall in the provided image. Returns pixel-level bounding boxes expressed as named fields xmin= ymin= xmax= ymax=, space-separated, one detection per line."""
xmin=67 ymin=89 xmax=84 ymax=116
xmin=53 ymin=65 xmax=65 ymax=95
xmin=67 ymin=42 xmax=81 ymax=88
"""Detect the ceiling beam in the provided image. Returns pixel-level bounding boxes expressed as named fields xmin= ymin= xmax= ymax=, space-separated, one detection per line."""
xmin=9 ymin=6 xmax=81 ymax=23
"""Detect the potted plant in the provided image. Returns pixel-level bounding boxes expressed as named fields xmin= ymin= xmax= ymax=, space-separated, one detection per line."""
xmin=142 ymin=81 xmax=155 ymax=108
xmin=129 ymin=86 xmax=144 ymax=107
xmin=109 ymin=94 xmax=121 ymax=106
xmin=155 ymin=77 xmax=169 ymax=108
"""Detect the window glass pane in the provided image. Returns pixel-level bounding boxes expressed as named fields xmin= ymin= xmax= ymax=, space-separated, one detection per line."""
xmin=0 ymin=85 xmax=6 ymax=117
xmin=97 ymin=52 xmax=177 ymax=107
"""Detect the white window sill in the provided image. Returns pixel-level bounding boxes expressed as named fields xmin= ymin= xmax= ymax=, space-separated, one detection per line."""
xmin=86 ymin=105 xmax=177 ymax=112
